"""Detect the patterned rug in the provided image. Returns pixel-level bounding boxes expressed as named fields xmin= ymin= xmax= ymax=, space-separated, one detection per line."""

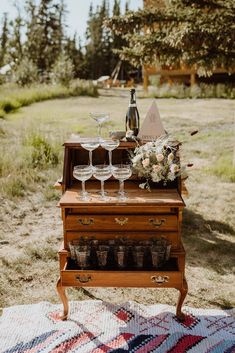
xmin=0 ymin=300 xmax=234 ymax=353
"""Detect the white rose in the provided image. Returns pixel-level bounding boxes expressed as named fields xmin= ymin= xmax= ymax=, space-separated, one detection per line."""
xmin=156 ymin=153 xmax=164 ymax=162
xmin=142 ymin=158 xmax=150 ymax=168
xmin=152 ymin=164 xmax=161 ymax=173
xmin=151 ymin=172 xmax=161 ymax=182
xmin=170 ymin=164 xmax=180 ymax=174
xmin=167 ymin=153 xmax=174 ymax=162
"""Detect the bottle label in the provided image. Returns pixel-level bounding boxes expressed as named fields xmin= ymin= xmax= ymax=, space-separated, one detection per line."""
xmin=129 ymin=103 xmax=137 ymax=107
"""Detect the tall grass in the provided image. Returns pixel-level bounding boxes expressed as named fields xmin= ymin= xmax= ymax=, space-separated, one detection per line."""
xmin=0 ymin=132 xmax=61 ymax=198
xmin=144 ymin=83 xmax=235 ymax=99
xmin=209 ymin=156 xmax=235 ymax=182
xmin=0 ymin=80 xmax=98 ymax=118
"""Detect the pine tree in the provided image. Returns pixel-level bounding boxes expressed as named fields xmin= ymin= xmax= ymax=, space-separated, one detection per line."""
xmin=85 ymin=0 xmax=111 ymax=79
xmin=106 ymin=0 xmax=235 ymax=76
xmin=0 ymin=13 xmax=9 ymax=67
xmin=64 ymin=34 xmax=86 ymax=78
xmin=8 ymin=6 xmax=23 ymax=64
xmin=25 ymin=0 xmax=65 ymax=79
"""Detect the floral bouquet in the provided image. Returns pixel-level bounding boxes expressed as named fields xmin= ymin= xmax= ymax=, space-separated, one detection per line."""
xmin=130 ymin=134 xmax=183 ymax=190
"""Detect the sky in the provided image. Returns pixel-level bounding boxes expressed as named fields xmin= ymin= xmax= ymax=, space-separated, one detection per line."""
xmin=0 ymin=0 xmax=143 ymax=41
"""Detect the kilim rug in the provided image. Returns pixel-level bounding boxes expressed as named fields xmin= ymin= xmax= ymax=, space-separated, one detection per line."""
xmin=0 ymin=300 xmax=234 ymax=353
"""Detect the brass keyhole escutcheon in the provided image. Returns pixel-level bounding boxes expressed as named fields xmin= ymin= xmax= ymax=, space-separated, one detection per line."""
xmin=76 ymin=275 xmax=92 ymax=283
xmin=78 ymin=218 xmax=94 ymax=226
xmin=151 ymin=275 xmax=169 ymax=284
xmin=149 ymin=218 xmax=166 ymax=228
xmin=115 ymin=217 xmax=128 ymax=226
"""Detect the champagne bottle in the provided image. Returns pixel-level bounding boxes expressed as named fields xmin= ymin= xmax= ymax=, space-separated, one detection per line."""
xmin=125 ymin=88 xmax=140 ymax=138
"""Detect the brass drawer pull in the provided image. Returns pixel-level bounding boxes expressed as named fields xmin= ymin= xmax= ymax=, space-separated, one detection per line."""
xmin=151 ymin=275 xmax=169 ymax=284
xmin=149 ymin=218 xmax=166 ymax=228
xmin=78 ymin=218 xmax=94 ymax=226
xmin=115 ymin=217 xmax=128 ymax=226
xmin=76 ymin=275 xmax=92 ymax=283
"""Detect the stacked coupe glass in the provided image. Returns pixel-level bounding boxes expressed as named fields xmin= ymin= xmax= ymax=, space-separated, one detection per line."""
xmin=72 ymin=113 xmax=132 ymax=202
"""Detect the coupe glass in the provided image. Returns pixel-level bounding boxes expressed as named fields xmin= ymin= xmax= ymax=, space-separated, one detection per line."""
xmin=90 ymin=112 xmax=110 ymax=141
xmin=112 ymin=164 xmax=132 ymax=201
xmin=81 ymin=140 xmax=100 ymax=169
xmin=101 ymin=139 xmax=120 ymax=169
xmin=93 ymin=165 xmax=112 ymax=201
xmin=73 ymin=165 xmax=93 ymax=201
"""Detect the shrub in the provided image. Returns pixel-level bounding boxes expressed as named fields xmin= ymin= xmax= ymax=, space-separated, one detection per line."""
xmin=13 ymin=58 xmax=38 ymax=87
xmin=69 ymin=79 xmax=99 ymax=97
xmin=4 ymin=178 xmax=26 ymax=197
xmin=51 ymin=53 xmax=74 ymax=87
xmin=25 ymin=134 xmax=59 ymax=169
xmin=0 ymin=98 xmax=20 ymax=113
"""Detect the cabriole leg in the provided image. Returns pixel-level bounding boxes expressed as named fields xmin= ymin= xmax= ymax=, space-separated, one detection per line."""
xmin=176 ymin=278 xmax=188 ymax=321
xmin=56 ymin=277 xmax=69 ymax=320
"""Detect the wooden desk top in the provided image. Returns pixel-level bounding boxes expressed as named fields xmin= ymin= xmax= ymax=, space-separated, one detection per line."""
xmin=59 ymin=181 xmax=185 ymax=207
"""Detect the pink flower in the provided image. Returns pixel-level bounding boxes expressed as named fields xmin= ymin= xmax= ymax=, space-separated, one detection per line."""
xmin=156 ymin=153 xmax=164 ymax=162
xmin=142 ymin=158 xmax=150 ymax=168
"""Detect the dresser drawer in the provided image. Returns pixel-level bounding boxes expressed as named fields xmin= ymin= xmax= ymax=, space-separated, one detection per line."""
xmin=61 ymin=267 xmax=182 ymax=288
xmin=65 ymin=214 xmax=178 ymax=232
xmin=65 ymin=231 xmax=180 ymax=250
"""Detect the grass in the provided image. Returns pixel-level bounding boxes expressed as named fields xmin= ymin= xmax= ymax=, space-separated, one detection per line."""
xmin=0 ymin=80 xmax=98 ymax=118
xmin=209 ymin=156 xmax=235 ymax=182
xmin=0 ymin=92 xmax=234 ymax=310
xmin=143 ymin=81 xmax=235 ymax=99
xmin=0 ymin=131 xmax=61 ymax=198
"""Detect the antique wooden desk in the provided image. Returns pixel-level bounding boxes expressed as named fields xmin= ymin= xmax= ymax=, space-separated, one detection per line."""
xmin=56 ymin=141 xmax=188 ymax=320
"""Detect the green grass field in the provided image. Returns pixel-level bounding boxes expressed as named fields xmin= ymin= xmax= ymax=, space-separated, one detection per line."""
xmin=0 ymin=91 xmax=234 ymax=310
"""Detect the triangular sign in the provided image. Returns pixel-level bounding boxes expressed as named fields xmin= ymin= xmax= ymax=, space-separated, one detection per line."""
xmin=138 ymin=100 xmax=166 ymax=141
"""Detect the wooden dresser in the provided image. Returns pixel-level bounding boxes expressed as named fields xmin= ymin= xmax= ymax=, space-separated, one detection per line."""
xmin=57 ymin=141 xmax=188 ymax=320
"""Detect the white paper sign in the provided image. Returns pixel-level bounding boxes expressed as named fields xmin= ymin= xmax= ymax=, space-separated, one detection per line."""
xmin=138 ymin=100 xmax=166 ymax=141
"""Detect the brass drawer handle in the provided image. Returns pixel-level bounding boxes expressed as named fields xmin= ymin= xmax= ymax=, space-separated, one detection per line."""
xmin=115 ymin=217 xmax=128 ymax=226
xmin=78 ymin=218 xmax=94 ymax=226
xmin=149 ymin=218 xmax=166 ymax=228
xmin=151 ymin=275 xmax=169 ymax=284
xmin=76 ymin=275 xmax=92 ymax=283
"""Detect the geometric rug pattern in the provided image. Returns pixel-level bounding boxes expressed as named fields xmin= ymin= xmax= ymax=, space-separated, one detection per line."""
xmin=0 ymin=300 xmax=234 ymax=353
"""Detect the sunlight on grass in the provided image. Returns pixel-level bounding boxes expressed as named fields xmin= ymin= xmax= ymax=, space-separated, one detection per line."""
xmin=0 ymin=81 xmax=98 ymax=118
xmin=208 ymin=156 xmax=235 ymax=182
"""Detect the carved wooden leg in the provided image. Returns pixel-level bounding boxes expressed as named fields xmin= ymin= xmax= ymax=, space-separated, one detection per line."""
xmin=176 ymin=278 xmax=188 ymax=321
xmin=56 ymin=277 xmax=69 ymax=320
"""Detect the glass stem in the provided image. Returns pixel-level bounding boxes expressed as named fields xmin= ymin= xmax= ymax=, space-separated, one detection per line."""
xmin=98 ymin=123 xmax=101 ymax=139
xmin=101 ymin=180 xmax=105 ymax=198
xmin=89 ymin=150 xmax=92 ymax=167
xmin=109 ymin=150 xmax=112 ymax=167
xmin=82 ymin=181 xmax=86 ymax=195
xmin=119 ymin=180 xmax=124 ymax=195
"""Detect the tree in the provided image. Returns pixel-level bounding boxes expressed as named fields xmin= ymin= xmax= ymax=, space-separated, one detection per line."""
xmin=105 ymin=0 xmax=235 ymax=76
xmin=8 ymin=4 xmax=24 ymax=63
xmin=13 ymin=57 xmax=38 ymax=86
xmin=25 ymin=0 xmax=65 ymax=79
xmin=0 ymin=13 xmax=9 ymax=67
xmin=64 ymin=34 xmax=86 ymax=79
xmin=84 ymin=0 xmax=118 ymax=79
xmin=51 ymin=52 xmax=74 ymax=86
